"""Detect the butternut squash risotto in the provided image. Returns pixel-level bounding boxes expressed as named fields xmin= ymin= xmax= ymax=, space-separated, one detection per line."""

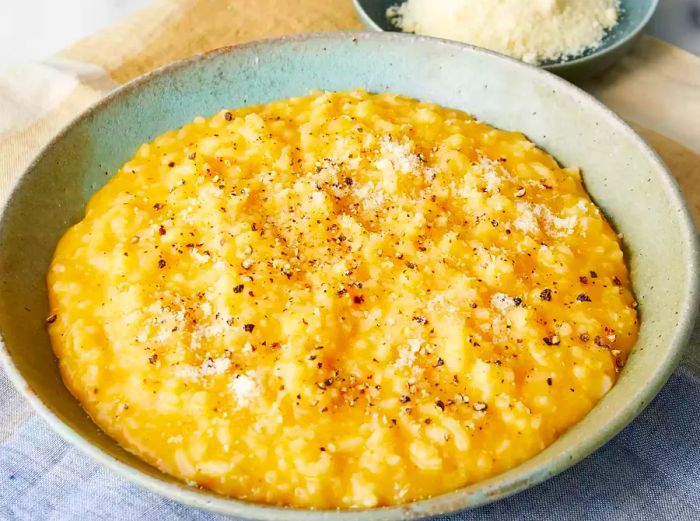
xmin=47 ymin=90 xmax=638 ymax=508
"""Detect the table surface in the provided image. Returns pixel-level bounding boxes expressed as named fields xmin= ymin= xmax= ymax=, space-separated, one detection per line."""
xmin=0 ymin=0 xmax=698 ymax=68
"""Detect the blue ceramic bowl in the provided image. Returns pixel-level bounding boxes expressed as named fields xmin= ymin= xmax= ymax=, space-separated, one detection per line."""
xmin=353 ymin=0 xmax=660 ymax=81
xmin=0 ymin=32 xmax=697 ymax=520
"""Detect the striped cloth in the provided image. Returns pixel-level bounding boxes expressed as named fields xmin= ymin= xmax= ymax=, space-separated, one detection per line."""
xmin=1 ymin=1 xmax=700 ymax=519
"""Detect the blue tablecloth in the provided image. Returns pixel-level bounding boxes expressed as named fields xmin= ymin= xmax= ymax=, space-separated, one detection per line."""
xmin=1 ymin=358 xmax=699 ymax=520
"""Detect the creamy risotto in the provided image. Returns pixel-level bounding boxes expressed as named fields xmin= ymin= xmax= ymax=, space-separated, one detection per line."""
xmin=47 ymin=90 xmax=638 ymax=509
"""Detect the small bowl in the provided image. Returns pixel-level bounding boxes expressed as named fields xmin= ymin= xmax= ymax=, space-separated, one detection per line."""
xmin=0 ymin=32 xmax=697 ymax=520
xmin=353 ymin=0 xmax=659 ymax=81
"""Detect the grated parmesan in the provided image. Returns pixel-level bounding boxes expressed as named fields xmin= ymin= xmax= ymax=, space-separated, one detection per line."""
xmin=388 ymin=0 xmax=620 ymax=65
xmin=228 ymin=372 xmax=258 ymax=405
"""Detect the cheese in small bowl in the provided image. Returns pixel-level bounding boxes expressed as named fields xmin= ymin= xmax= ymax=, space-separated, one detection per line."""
xmin=47 ymin=90 xmax=638 ymax=509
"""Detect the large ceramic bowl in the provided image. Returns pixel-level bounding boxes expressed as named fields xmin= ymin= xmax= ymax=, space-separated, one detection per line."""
xmin=353 ymin=0 xmax=660 ymax=82
xmin=0 ymin=32 xmax=697 ymax=520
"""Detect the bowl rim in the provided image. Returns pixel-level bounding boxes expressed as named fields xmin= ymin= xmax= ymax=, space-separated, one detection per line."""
xmin=351 ymin=0 xmax=661 ymax=71
xmin=0 ymin=30 xmax=697 ymax=521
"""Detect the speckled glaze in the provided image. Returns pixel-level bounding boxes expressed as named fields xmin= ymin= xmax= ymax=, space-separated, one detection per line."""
xmin=353 ymin=0 xmax=660 ymax=82
xmin=0 ymin=32 xmax=697 ymax=520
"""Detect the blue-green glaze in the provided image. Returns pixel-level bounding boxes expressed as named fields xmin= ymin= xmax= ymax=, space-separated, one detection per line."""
xmin=353 ymin=0 xmax=659 ymax=82
xmin=0 ymin=32 xmax=697 ymax=520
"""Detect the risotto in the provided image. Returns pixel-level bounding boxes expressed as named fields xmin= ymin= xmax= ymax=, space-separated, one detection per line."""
xmin=47 ymin=90 xmax=638 ymax=508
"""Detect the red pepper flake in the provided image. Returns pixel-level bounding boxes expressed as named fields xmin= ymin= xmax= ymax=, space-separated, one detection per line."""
xmin=158 ymin=259 xmax=166 ymax=269
xmin=153 ymin=203 xmax=164 ymax=210
xmin=405 ymin=261 xmax=417 ymax=270
xmin=159 ymin=225 xmax=166 ymax=236
xmin=434 ymin=357 xmax=445 ymax=367
xmin=46 ymin=313 xmax=57 ymax=324
xmin=399 ymin=395 xmax=411 ymax=403
xmin=413 ymin=316 xmax=428 ymax=325
xmin=344 ymin=177 xmax=353 ymax=186
xmin=233 ymin=284 xmax=245 ymax=293
xmin=337 ymin=287 xmax=347 ymax=297
xmin=224 ymin=112 xmax=233 ymax=121
xmin=594 ymin=336 xmax=609 ymax=348
xmin=353 ymin=295 xmax=365 ymax=304
xmin=435 ymin=399 xmax=445 ymax=411
xmin=424 ymin=418 xmax=432 ymax=424
xmin=612 ymin=276 xmax=622 ymax=286
xmin=243 ymin=323 xmax=255 ymax=333
xmin=590 ymin=271 xmax=598 ymax=278
xmin=577 ymin=293 xmax=591 ymax=302
xmin=547 ymin=377 xmax=553 ymax=386
xmin=149 ymin=354 xmax=158 ymax=364
xmin=513 ymin=297 xmax=523 ymax=306
xmin=540 ymin=288 xmax=552 ymax=301
xmin=579 ymin=276 xmax=589 ymax=284
xmin=580 ymin=333 xmax=590 ymax=342
xmin=168 ymin=162 xmax=175 ymax=168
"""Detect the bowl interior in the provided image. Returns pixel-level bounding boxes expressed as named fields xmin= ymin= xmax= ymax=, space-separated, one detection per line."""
xmin=0 ymin=32 xmax=696 ymax=520
xmin=353 ymin=0 xmax=659 ymax=68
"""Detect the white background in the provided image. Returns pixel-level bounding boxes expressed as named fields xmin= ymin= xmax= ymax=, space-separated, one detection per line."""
xmin=0 ymin=0 xmax=698 ymax=68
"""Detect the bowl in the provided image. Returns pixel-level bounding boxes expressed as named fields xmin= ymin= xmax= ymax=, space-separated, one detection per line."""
xmin=0 ymin=32 xmax=697 ymax=520
xmin=352 ymin=0 xmax=660 ymax=82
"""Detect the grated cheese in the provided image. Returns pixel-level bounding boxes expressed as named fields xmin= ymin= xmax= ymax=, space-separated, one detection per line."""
xmin=388 ymin=0 xmax=620 ymax=65
xmin=228 ymin=372 xmax=258 ymax=404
